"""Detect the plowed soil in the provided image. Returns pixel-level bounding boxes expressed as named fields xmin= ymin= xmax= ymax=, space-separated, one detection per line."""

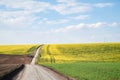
xmin=0 ymin=64 xmax=24 ymax=80
xmin=0 ymin=54 xmax=32 ymax=64
xmin=0 ymin=54 xmax=31 ymax=80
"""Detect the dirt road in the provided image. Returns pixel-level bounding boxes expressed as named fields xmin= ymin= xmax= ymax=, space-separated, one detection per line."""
xmin=16 ymin=45 xmax=72 ymax=80
xmin=31 ymin=45 xmax=41 ymax=65
xmin=16 ymin=65 xmax=69 ymax=80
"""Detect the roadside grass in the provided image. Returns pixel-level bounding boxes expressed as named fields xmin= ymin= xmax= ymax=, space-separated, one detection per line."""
xmin=38 ymin=43 xmax=120 ymax=64
xmin=0 ymin=44 xmax=39 ymax=55
xmin=44 ymin=62 xmax=120 ymax=80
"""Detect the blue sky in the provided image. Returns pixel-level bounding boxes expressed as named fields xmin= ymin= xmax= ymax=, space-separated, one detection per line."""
xmin=0 ymin=0 xmax=120 ymax=44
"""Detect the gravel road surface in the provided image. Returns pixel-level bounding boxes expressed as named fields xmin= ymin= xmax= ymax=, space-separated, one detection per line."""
xmin=16 ymin=64 xmax=69 ymax=80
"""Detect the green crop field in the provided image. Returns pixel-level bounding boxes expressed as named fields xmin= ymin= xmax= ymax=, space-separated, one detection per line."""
xmin=44 ymin=62 xmax=120 ymax=80
xmin=0 ymin=44 xmax=39 ymax=55
xmin=38 ymin=43 xmax=120 ymax=80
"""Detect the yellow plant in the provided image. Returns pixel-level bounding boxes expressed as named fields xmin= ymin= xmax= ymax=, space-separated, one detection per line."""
xmin=0 ymin=44 xmax=39 ymax=55
xmin=38 ymin=43 xmax=120 ymax=64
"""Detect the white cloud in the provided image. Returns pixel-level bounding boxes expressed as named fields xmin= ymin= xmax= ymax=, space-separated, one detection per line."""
xmin=52 ymin=2 xmax=92 ymax=15
xmin=95 ymin=3 xmax=113 ymax=8
xmin=37 ymin=18 xmax=69 ymax=25
xmin=0 ymin=0 xmax=51 ymax=28
xmin=87 ymin=22 xmax=106 ymax=28
xmin=39 ymin=15 xmax=89 ymax=25
xmin=110 ymin=22 xmax=118 ymax=27
xmin=69 ymin=15 xmax=89 ymax=20
xmin=53 ymin=0 xmax=114 ymax=15
xmin=76 ymin=23 xmax=85 ymax=29
xmin=56 ymin=0 xmax=76 ymax=3
xmin=87 ymin=22 xmax=118 ymax=28
xmin=0 ymin=0 xmax=114 ymax=15
xmin=50 ymin=22 xmax=118 ymax=32
xmin=0 ymin=11 xmax=36 ymax=27
xmin=46 ymin=19 xmax=69 ymax=25
xmin=0 ymin=0 xmax=118 ymax=44
xmin=52 ymin=25 xmax=74 ymax=32
xmin=56 ymin=0 xmax=78 ymax=7
xmin=0 ymin=0 xmax=51 ymax=13
xmin=0 ymin=0 xmax=115 ymax=29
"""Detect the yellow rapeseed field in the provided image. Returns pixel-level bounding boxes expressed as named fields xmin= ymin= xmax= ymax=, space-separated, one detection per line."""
xmin=0 ymin=44 xmax=39 ymax=55
xmin=38 ymin=43 xmax=120 ymax=64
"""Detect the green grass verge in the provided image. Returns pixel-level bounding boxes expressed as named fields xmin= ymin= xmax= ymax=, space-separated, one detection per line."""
xmin=44 ymin=62 xmax=120 ymax=80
